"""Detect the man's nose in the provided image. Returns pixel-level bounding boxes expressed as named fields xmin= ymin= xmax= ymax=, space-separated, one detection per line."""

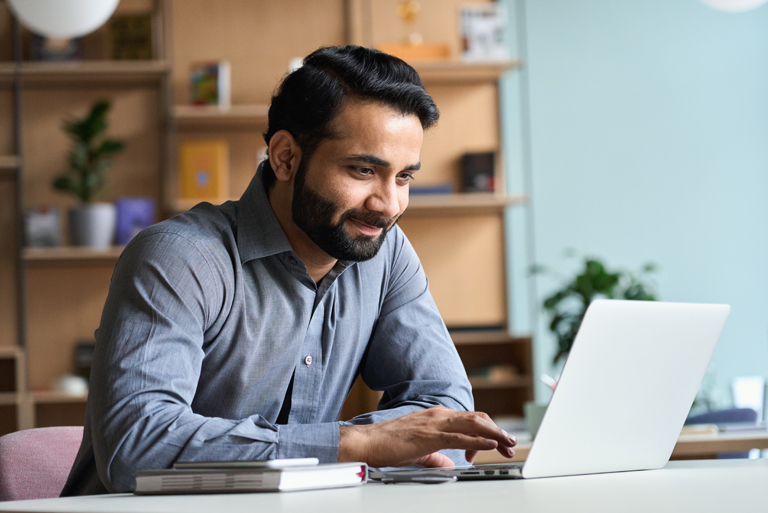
xmin=367 ymin=179 xmax=401 ymax=219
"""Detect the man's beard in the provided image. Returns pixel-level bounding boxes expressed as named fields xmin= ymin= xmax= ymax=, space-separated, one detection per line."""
xmin=291 ymin=161 xmax=398 ymax=262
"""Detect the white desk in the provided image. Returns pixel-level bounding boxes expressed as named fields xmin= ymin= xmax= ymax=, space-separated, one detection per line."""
xmin=0 ymin=460 xmax=766 ymax=513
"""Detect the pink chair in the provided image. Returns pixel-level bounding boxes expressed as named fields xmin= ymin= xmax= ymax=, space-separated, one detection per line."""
xmin=0 ymin=427 xmax=83 ymax=501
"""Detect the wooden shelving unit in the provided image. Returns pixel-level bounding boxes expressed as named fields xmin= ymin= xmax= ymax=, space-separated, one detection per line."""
xmin=173 ymin=104 xmax=269 ymax=127
xmin=0 ymin=155 xmax=20 ymax=169
xmin=468 ymin=376 xmax=531 ymax=390
xmin=405 ymin=193 xmax=527 ymax=216
xmin=0 ymin=347 xmax=28 ymax=434
xmin=30 ymin=391 xmax=88 ymax=404
xmin=23 ymin=246 xmax=124 ymax=262
xmin=0 ymin=155 xmax=19 ymax=180
xmin=0 ymin=60 xmax=170 ymax=85
xmin=413 ymin=59 xmax=522 ymax=84
xmin=1 ymin=0 xmax=170 ymax=432
xmin=450 ymin=331 xmax=531 ymax=346
xmin=1 ymin=0 xmax=533 ymax=431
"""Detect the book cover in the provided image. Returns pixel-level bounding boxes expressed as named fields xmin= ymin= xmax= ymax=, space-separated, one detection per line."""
xmin=178 ymin=140 xmax=229 ymax=201
xmin=115 ymin=196 xmax=157 ymax=245
xmin=133 ymin=462 xmax=368 ymax=494
xmin=460 ymin=3 xmax=510 ymax=61
xmin=110 ymin=14 xmax=153 ymax=60
xmin=190 ymin=61 xmax=231 ymax=107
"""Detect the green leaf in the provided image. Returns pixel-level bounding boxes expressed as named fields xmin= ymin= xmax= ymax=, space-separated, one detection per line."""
xmin=541 ymin=254 xmax=659 ymax=365
xmin=97 ymin=139 xmax=125 ymax=155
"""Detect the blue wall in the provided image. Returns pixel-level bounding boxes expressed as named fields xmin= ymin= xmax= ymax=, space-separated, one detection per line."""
xmin=502 ymin=0 xmax=768 ymax=403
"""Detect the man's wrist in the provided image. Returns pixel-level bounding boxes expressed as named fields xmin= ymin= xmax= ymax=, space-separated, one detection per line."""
xmin=338 ymin=425 xmax=367 ymax=463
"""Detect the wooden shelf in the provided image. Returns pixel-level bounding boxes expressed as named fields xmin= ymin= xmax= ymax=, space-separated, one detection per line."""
xmin=0 ymin=392 xmax=20 ymax=406
xmin=0 ymin=156 xmax=20 ymax=180
xmin=413 ymin=59 xmax=522 ymax=85
xmin=23 ymin=246 xmax=124 ymax=262
xmin=0 ymin=60 xmax=170 ymax=85
xmin=405 ymin=193 xmax=527 ymax=216
xmin=468 ymin=376 xmax=531 ymax=390
xmin=0 ymin=346 xmax=22 ymax=358
xmin=450 ymin=331 xmax=531 ymax=346
xmin=30 ymin=390 xmax=88 ymax=404
xmin=173 ymin=104 xmax=269 ymax=127
xmin=0 ymin=155 xmax=20 ymax=169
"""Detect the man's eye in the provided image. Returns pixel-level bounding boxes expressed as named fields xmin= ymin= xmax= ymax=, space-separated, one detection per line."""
xmin=398 ymin=173 xmax=415 ymax=182
xmin=354 ymin=167 xmax=374 ymax=175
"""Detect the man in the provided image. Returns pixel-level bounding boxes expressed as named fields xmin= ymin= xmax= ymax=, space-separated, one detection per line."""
xmin=62 ymin=45 xmax=516 ymax=495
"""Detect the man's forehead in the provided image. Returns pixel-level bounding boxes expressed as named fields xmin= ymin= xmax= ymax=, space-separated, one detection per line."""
xmin=329 ymin=99 xmax=421 ymax=139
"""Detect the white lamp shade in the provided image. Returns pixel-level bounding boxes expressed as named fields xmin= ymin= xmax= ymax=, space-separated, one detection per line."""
xmin=7 ymin=0 xmax=120 ymax=39
xmin=700 ymin=0 xmax=768 ymax=12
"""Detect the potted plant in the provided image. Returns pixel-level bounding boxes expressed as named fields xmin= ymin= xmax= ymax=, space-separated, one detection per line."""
xmin=535 ymin=254 xmax=658 ymax=365
xmin=52 ymin=100 xmax=125 ymax=247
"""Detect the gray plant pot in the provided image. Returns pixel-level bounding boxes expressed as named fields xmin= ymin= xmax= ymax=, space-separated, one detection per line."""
xmin=69 ymin=203 xmax=116 ymax=247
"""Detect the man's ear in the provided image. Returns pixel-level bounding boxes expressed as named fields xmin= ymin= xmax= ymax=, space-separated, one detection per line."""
xmin=268 ymin=130 xmax=302 ymax=182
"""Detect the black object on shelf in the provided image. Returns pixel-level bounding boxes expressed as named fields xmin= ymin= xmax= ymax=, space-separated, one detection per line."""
xmin=462 ymin=152 xmax=495 ymax=192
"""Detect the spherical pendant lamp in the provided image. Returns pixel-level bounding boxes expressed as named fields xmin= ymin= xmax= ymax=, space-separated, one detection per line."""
xmin=7 ymin=0 xmax=120 ymax=39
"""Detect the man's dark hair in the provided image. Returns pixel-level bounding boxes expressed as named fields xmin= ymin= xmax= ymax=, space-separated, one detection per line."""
xmin=261 ymin=45 xmax=439 ymax=190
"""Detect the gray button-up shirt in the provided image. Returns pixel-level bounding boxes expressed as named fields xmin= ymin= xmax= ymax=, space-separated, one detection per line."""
xmin=62 ymin=170 xmax=473 ymax=495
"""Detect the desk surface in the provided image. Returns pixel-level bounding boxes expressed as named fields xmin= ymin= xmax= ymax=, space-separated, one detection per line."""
xmin=1 ymin=460 xmax=766 ymax=513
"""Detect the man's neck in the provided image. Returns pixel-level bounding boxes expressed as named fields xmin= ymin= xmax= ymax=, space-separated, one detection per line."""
xmin=268 ymin=183 xmax=337 ymax=283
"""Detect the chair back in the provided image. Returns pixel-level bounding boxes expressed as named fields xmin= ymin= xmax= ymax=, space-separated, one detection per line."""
xmin=0 ymin=426 xmax=83 ymax=501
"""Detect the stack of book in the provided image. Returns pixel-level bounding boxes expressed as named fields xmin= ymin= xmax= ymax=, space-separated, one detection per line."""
xmin=134 ymin=458 xmax=368 ymax=494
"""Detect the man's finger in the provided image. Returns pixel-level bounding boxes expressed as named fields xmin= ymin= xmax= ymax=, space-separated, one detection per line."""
xmin=417 ymin=452 xmax=455 ymax=469
xmin=439 ymin=432 xmax=498 ymax=451
xmin=443 ymin=412 xmax=516 ymax=448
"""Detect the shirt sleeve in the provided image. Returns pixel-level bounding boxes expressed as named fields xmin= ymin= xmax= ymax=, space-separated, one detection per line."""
xmin=342 ymin=227 xmax=475 ymax=464
xmin=89 ymin=230 xmax=339 ymax=493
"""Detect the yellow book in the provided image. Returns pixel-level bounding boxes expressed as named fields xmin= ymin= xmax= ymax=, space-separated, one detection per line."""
xmin=178 ymin=140 xmax=229 ymax=200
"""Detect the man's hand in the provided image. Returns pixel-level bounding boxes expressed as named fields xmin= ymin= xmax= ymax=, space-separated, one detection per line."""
xmin=338 ymin=406 xmax=516 ymax=468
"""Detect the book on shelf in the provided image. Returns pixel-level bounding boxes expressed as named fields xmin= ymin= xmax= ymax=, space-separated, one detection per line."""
xmin=133 ymin=461 xmax=368 ymax=494
xmin=178 ymin=140 xmax=229 ymax=201
xmin=115 ymin=197 xmax=157 ymax=245
xmin=460 ymin=3 xmax=510 ymax=61
xmin=190 ymin=61 xmax=231 ymax=107
xmin=110 ymin=14 xmax=153 ymax=60
xmin=409 ymin=184 xmax=455 ymax=195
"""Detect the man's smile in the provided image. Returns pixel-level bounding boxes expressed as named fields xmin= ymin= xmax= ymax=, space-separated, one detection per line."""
xmin=347 ymin=217 xmax=385 ymax=237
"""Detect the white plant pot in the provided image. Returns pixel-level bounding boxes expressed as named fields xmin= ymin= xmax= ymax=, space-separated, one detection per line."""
xmin=69 ymin=202 xmax=116 ymax=247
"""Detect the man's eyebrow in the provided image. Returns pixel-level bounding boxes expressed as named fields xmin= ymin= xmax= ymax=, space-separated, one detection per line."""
xmin=347 ymin=154 xmax=421 ymax=171
xmin=347 ymin=154 xmax=390 ymax=167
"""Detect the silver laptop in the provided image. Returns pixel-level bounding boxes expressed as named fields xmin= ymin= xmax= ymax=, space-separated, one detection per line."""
xmin=372 ymin=299 xmax=730 ymax=481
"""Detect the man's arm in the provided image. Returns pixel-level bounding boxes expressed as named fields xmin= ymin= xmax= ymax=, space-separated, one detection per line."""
xmin=336 ymin=227 xmax=516 ymax=466
xmin=89 ymin=229 xmax=340 ymax=492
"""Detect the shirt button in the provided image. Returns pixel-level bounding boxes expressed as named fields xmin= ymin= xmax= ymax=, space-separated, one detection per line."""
xmin=289 ymin=256 xmax=298 ymax=266
xmin=304 ymin=355 xmax=313 ymax=366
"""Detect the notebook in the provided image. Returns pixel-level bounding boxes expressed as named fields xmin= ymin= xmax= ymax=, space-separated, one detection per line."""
xmin=371 ymin=299 xmax=731 ymax=481
xmin=134 ymin=461 xmax=367 ymax=494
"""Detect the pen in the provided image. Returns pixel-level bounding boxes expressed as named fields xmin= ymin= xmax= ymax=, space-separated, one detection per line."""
xmin=380 ymin=473 xmax=457 ymax=484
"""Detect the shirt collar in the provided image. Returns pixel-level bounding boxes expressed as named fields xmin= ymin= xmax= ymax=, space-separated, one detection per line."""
xmin=236 ymin=164 xmax=294 ymax=263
